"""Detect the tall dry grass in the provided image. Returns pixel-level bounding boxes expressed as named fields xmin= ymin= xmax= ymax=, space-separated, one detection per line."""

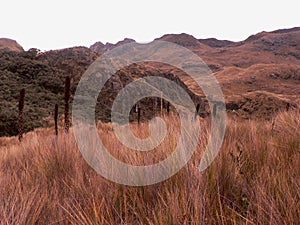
xmin=0 ymin=110 xmax=299 ymax=224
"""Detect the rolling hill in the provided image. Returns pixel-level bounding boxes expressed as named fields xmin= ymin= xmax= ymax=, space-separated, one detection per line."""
xmin=0 ymin=27 xmax=299 ymax=136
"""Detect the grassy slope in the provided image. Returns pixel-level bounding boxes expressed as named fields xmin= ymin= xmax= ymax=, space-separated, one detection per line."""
xmin=0 ymin=110 xmax=299 ymax=224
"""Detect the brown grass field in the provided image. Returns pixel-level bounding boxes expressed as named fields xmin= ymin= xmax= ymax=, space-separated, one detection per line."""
xmin=0 ymin=110 xmax=299 ymax=225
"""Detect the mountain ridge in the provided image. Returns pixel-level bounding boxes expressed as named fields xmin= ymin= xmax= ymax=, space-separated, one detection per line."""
xmin=0 ymin=26 xmax=299 ymax=136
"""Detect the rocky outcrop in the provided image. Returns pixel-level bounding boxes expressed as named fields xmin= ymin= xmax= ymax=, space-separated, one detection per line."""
xmin=90 ymin=38 xmax=135 ymax=55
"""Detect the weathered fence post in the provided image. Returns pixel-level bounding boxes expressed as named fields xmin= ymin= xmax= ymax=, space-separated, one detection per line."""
xmin=195 ymin=103 xmax=200 ymax=119
xmin=167 ymin=102 xmax=170 ymax=115
xmin=286 ymin=102 xmax=290 ymax=112
xmin=213 ymin=104 xmax=217 ymax=117
xmin=54 ymin=104 xmax=58 ymax=136
xmin=160 ymin=92 xmax=163 ymax=114
xmin=64 ymin=76 xmax=71 ymax=133
xmin=18 ymin=88 xmax=25 ymax=142
xmin=138 ymin=107 xmax=141 ymax=124
xmin=154 ymin=97 xmax=158 ymax=115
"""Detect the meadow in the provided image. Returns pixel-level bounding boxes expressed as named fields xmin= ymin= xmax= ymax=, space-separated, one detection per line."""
xmin=0 ymin=109 xmax=299 ymax=224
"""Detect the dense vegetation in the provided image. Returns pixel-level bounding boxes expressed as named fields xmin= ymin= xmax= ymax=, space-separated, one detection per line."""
xmin=0 ymin=49 xmax=205 ymax=136
xmin=0 ymin=49 xmax=66 ymax=136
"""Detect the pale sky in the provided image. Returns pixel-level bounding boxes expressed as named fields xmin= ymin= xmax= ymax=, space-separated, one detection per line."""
xmin=1 ymin=0 xmax=299 ymax=51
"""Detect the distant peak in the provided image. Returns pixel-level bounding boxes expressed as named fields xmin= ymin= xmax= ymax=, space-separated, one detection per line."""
xmin=0 ymin=38 xmax=24 ymax=52
xmin=114 ymin=38 xmax=136 ymax=46
xmin=156 ymin=33 xmax=198 ymax=41
xmin=198 ymin=38 xmax=234 ymax=48
xmin=90 ymin=38 xmax=136 ymax=54
xmin=155 ymin=33 xmax=201 ymax=47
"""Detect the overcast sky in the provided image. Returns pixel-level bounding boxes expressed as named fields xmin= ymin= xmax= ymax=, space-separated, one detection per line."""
xmin=1 ymin=0 xmax=299 ymax=51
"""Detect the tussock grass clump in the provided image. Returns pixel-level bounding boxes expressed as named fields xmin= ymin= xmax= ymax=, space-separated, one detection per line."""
xmin=0 ymin=110 xmax=299 ymax=224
